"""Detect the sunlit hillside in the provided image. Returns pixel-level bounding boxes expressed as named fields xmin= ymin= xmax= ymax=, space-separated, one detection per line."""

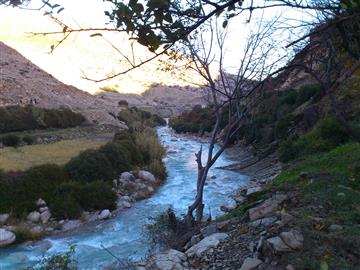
xmin=0 ymin=7 xmax=208 ymax=101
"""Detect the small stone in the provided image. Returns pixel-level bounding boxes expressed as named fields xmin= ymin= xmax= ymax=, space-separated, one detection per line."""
xmin=0 ymin=228 xmax=16 ymax=247
xmin=0 ymin=213 xmax=10 ymax=225
xmin=120 ymin=172 xmax=135 ymax=182
xmin=36 ymin=198 xmax=46 ymax=207
xmin=286 ymin=265 xmax=296 ymax=270
xmin=246 ymin=186 xmax=263 ymax=196
xmin=248 ymin=194 xmax=287 ymax=221
xmin=27 ymin=211 xmax=41 ymax=223
xmin=39 ymin=207 xmax=49 ymax=213
xmin=329 ymin=224 xmax=343 ymax=232
xmin=240 ymin=257 xmax=263 ymax=270
xmin=200 ymin=224 xmax=217 ymax=237
xmin=147 ymin=186 xmax=154 ymax=193
xmin=30 ymin=225 xmax=44 ymax=235
xmin=138 ymin=170 xmax=156 ymax=182
xmin=40 ymin=210 xmax=52 ymax=224
xmin=216 ymin=220 xmax=230 ymax=231
xmin=280 ymin=229 xmax=304 ymax=250
xmin=186 ymin=233 xmax=228 ymax=258
xmin=98 ymin=209 xmax=111 ymax=220
xmin=250 ymin=217 xmax=277 ymax=227
xmin=267 ymin=236 xmax=292 ymax=253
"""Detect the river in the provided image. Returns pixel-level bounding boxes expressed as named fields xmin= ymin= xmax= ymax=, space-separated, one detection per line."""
xmin=0 ymin=126 xmax=249 ymax=269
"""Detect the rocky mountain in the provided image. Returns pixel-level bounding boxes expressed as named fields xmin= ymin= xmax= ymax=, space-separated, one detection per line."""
xmin=0 ymin=6 xmax=209 ymax=117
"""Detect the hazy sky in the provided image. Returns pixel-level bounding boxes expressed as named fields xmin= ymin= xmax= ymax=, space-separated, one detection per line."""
xmin=22 ymin=0 xmax=313 ymax=72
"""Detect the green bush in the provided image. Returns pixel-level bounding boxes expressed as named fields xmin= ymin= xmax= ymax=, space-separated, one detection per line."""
xmin=1 ymin=134 xmax=21 ymax=147
xmin=65 ymin=149 xmax=114 ymax=182
xmin=0 ymin=105 xmax=85 ymax=133
xmin=76 ymin=181 xmax=117 ymax=211
xmin=50 ymin=198 xmax=82 ymax=219
xmin=23 ymin=136 xmax=36 ymax=145
xmin=279 ymin=116 xmax=350 ymax=162
xmin=118 ymin=107 xmax=166 ymax=128
xmin=144 ymin=160 xmax=167 ymax=180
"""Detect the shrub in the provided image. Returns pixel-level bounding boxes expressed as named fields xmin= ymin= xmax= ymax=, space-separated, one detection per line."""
xmin=0 ymin=105 xmax=85 ymax=133
xmin=279 ymin=116 xmax=351 ymax=162
xmin=65 ymin=149 xmax=114 ymax=182
xmin=144 ymin=160 xmax=167 ymax=180
xmin=50 ymin=198 xmax=82 ymax=220
xmin=76 ymin=181 xmax=117 ymax=211
xmin=23 ymin=136 xmax=36 ymax=145
xmin=118 ymin=107 xmax=165 ymax=128
xmin=1 ymin=134 xmax=20 ymax=147
xmin=21 ymin=245 xmax=78 ymax=270
xmin=134 ymin=129 xmax=166 ymax=164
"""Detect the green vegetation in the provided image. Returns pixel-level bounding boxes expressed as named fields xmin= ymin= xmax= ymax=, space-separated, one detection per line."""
xmin=1 ymin=134 xmax=21 ymax=147
xmin=169 ymin=105 xmax=220 ymax=134
xmin=279 ymin=116 xmax=350 ymax=162
xmin=0 ymin=138 xmax=107 ymax=172
xmin=21 ymin=245 xmax=78 ymax=270
xmin=0 ymin=121 xmax=166 ymax=219
xmin=0 ymin=105 xmax=85 ymax=133
xmin=117 ymin=107 xmax=166 ymax=129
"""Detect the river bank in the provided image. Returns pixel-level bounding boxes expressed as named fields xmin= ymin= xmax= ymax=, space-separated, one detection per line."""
xmin=0 ymin=125 xmax=251 ymax=269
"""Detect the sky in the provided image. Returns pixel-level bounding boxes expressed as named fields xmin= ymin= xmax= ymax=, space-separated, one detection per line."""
xmin=18 ymin=0 xmax=315 ymax=73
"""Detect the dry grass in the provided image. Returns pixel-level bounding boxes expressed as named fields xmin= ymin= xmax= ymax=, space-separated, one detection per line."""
xmin=0 ymin=138 xmax=107 ymax=172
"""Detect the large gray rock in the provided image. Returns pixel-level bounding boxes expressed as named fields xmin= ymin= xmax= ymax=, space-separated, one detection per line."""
xmin=144 ymin=249 xmax=188 ymax=270
xmin=248 ymin=194 xmax=287 ymax=221
xmin=186 ymin=233 xmax=228 ymax=258
xmin=0 ymin=213 xmax=10 ymax=225
xmin=120 ymin=172 xmax=135 ymax=182
xmin=240 ymin=257 xmax=263 ymax=270
xmin=0 ymin=228 xmax=16 ymax=247
xmin=40 ymin=210 xmax=52 ymax=224
xmin=98 ymin=209 xmax=111 ymax=220
xmin=280 ymin=229 xmax=304 ymax=250
xmin=246 ymin=186 xmax=263 ymax=196
xmin=27 ymin=211 xmax=41 ymax=223
xmin=266 ymin=236 xmax=292 ymax=253
xmin=138 ymin=170 xmax=156 ymax=183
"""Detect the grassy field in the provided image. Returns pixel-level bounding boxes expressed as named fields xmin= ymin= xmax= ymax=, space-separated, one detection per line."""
xmin=0 ymin=138 xmax=109 ymax=172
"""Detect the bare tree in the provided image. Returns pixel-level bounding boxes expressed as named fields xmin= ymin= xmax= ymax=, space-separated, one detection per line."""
xmin=180 ymin=18 xmax=284 ymax=224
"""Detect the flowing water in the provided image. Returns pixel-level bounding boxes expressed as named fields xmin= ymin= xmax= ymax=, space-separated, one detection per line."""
xmin=0 ymin=126 xmax=249 ymax=269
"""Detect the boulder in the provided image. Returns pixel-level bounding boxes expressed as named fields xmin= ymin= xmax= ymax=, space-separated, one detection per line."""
xmin=0 ymin=228 xmax=16 ymax=247
xmin=98 ymin=209 xmax=111 ymax=220
xmin=40 ymin=210 xmax=52 ymax=224
xmin=266 ymin=236 xmax=292 ymax=253
xmin=280 ymin=229 xmax=304 ymax=250
xmin=200 ymin=224 xmax=217 ymax=237
xmin=220 ymin=199 xmax=237 ymax=212
xmin=138 ymin=170 xmax=156 ymax=183
xmin=117 ymin=200 xmax=131 ymax=209
xmin=239 ymin=258 xmax=263 ymax=270
xmin=145 ymin=249 xmax=188 ymax=270
xmin=246 ymin=186 xmax=263 ymax=196
xmin=250 ymin=217 xmax=277 ymax=227
xmin=27 ymin=211 xmax=41 ymax=223
xmin=0 ymin=213 xmax=10 ymax=225
xmin=36 ymin=198 xmax=46 ymax=207
xmin=120 ymin=172 xmax=135 ymax=182
xmin=248 ymin=194 xmax=287 ymax=221
xmin=186 ymin=233 xmax=228 ymax=258
xmin=62 ymin=220 xmax=82 ymax=232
